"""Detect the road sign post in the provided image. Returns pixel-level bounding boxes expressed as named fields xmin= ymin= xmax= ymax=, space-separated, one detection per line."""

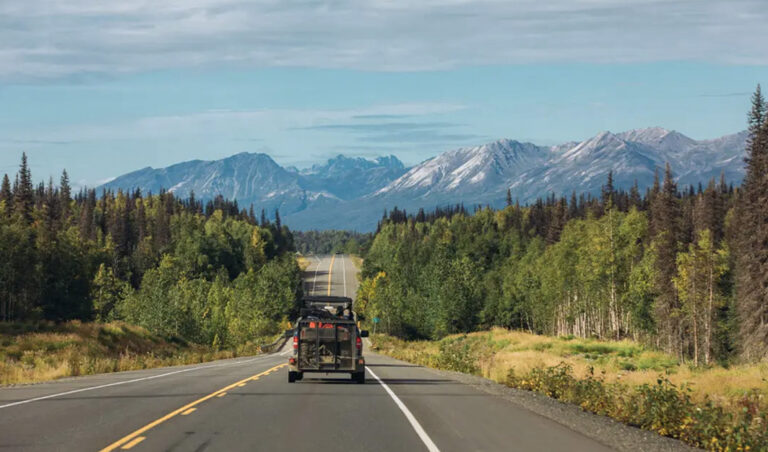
xmin=373 ymin=317 xmax=380 ymax=335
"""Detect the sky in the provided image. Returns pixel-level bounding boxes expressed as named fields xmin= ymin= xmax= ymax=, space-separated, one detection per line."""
xmin=1 ymin=0 xmax=767 ymax=187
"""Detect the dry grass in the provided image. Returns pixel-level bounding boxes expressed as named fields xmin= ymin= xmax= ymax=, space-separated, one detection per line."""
xmin=372 ymin=328 xmax=768 ymax=411
xmin=349 ymin=255 xmax=363 ymax=270
xmin=0 ymin=321 xmax=263 ymax=385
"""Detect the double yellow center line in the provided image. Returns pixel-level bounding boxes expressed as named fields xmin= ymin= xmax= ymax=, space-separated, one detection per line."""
xmin=100 ymin=363 xmax=286 ymax=451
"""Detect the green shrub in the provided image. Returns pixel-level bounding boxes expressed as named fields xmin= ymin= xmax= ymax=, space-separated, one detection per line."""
xmin=435 ymin=336 xmax=478 ymax=374
xmin=506 ymin=363 xmax=768 ymax=450
xmin=532 ymin=342 xmax=553 ymax=351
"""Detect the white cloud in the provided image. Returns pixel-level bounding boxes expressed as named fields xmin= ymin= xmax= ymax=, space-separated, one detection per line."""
xmin=1 ymin=0 xmax=766 ymax=79
xmin=2 ymin=102 xmax=466 ymax=142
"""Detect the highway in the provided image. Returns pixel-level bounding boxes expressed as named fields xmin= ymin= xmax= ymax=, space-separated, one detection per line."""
xmin=0 ymin=255 xmax=688 ymax=452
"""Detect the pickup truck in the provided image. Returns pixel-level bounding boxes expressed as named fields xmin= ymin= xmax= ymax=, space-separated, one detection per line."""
xmin=287 ymin=296 xmax=369 ymax=383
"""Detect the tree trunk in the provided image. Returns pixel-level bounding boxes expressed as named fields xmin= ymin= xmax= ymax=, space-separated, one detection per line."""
xmin=692 ymin=260 xmax=699 ymax=366
xmin=706 ymin=262 xmax=714 ymax=365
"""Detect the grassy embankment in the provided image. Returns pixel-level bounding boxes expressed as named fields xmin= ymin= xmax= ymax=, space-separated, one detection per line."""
xmin=372 ymin=329 xmax=768 ymax=451
xmin=0 ymin=322 xmax=265 ymax=386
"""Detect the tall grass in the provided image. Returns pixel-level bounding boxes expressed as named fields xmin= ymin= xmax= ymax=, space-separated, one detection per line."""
xmin=371 ymin=329 xmax=768 ymax=450
xmin=0 ymin=321 xmax=265 ymax=385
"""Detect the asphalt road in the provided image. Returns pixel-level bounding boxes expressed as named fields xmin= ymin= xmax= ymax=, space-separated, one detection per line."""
xmin=0 ymin=254 xmax=645 ymax=451
xmin=302 ymin=253 xmax=359 ymax=299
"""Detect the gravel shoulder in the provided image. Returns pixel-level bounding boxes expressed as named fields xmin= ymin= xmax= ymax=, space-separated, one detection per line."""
xmin=407 ymin=361 xmax=701 ymax=452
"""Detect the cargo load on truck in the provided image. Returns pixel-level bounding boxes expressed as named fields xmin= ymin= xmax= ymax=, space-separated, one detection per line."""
xmin=287 ymin=296 xmax=368 ymax=383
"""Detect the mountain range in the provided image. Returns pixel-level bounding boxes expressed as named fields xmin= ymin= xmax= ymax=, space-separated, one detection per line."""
xmin=100 ymin=127 xmax=748 ymax=231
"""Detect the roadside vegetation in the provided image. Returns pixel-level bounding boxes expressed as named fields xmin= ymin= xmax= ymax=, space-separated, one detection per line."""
xmin=372 ymin=330 xmax=768 ymax=450
xmin=0 ymin=158 xmax=302 ymax=383
xmin=359 ymin=89 xmax=768 ymax=451
xmin=0 ymin=322 xmax=270 ymax=385
xmin=293 ymin=229 xmax=372 ymax=255
xmin=360 ymin=87 xmax=768 ymax=363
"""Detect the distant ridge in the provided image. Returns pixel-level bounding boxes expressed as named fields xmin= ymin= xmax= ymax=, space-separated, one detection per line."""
xmin=101 ymin=128 xmax=748 ymax=231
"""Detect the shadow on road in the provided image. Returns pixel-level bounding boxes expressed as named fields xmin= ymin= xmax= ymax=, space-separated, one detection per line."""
xmin=297 ymin=377 xmax=455 ymax=385
xmin=365 ymin=363 xmax=421 ymax=368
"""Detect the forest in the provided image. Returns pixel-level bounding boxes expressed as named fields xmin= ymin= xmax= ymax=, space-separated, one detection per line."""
xmin=0 ymin=164 xmax=302 ymax=349
xmin=358 ymin=86 xmax=768 ymax=365
xmin=293 ymin=230 xmax=372 ymax=255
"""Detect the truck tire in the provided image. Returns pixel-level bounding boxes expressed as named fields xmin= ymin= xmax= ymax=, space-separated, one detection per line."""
xmin=352 ymin=372 xmax=365 ymax=384
xmin=296 ymin=372 xmax=303 ymax=381
xmin=288 ymin=371 xmax=297 ymax=383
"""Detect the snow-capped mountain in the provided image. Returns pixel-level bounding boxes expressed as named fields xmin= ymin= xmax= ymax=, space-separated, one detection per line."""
xmin=101 ymin=128 xmax=748 ymax=231
xmin=101 ymin=152 xmax=306 ymax=211
xmin=370 ymin=128 xmax=747 ymax=214
xmin=99 ymin=152 xmax=406 ymax=216
xmin=377 ymin=140 xmax=549 ymax=199
xmin=300 ymin=155 xmax=406 ymax=200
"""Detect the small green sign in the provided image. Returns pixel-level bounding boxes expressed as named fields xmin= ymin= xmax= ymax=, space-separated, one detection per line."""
xmin=373 ymin=317 xmax=380 ymax=323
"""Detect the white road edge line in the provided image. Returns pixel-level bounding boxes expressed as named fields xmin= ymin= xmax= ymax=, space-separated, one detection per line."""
xmin=311 ymin=255 xmax=322 ymax=295
xmin=367 ymin=367 xmax=440 ymax=452
xmin=342 ymin=253 xmax=347 ymax=297
xmin=0 ymin=354 xmax=279 ymax=410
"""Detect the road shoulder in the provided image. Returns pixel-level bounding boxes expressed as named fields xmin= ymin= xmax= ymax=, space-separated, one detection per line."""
xmin=398 ymin=357 xmax=699 ymax=452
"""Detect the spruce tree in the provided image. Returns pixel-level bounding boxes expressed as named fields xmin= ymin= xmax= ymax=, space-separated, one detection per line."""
xmin=629 ymin=180 xmax=641 ymax=209
xmin=59 ymin=169 xmax=71 ymax=217
xmin=601 ymin=171 xmax=615 ymax=209
xmin=651 ymin=163 xmax=682 ymax=356
xmin=79 ymin=189 xmax=96 ymax=241
xmin=736 ymin=85 xmax=768 ymax=360
xmin=14 ymin=153 xmax=34 ymax=222
xmin=274 ymin=208 xmax=281 ymax=230
xmin=188 ymin=190 xmax=196 ymax=213
xmin=0 ymin=174 xmax=11 ymax=213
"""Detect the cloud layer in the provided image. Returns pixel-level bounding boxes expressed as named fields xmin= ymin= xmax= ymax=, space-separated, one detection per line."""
xmin=2 ymin=0 xmax=766 ymax=79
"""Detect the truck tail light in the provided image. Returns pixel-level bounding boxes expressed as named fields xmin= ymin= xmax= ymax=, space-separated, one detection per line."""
xmin=289 ymin=357 xmax=296 ymax=365
xmin=293 ymin=335 xmax=298 ymax=350
xmin=356 ymin=336 xmax=362 ymax=351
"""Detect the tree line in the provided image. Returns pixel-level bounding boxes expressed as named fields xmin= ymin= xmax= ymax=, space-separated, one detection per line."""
xmin=358 ymin=85 xmax=768 ymax=364
xmin=0 ymin=161 xmax=301 ymax=348
xmin=293 ymin=230 xmax=372 ymax=255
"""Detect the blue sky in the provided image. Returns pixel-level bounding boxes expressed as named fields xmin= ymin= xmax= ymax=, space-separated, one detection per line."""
xmin=1 ymin=1 xmax=767 ymax=187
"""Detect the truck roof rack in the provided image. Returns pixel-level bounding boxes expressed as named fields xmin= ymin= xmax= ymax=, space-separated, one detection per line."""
xmin=302 ymin=296 xmax=353 ymax=308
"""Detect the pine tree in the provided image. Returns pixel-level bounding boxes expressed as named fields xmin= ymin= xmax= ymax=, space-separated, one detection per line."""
xmin=14 ymin=153 xmax=34 ymax=222
xmin=506 ymin=188 xmax=513 ymax=207
xmin=0 ymin=174 xmax=11 ymax=214
xmin=154 ymin=193 xmax=171 ymax=251
xmin=629 ymin=180 xmax=641 ymax=209
xmin=736 ymin=85 xmax=768 ymax=360
xmin=188 ymin=190 xmax=196 ymax=213
xmin=79 ymin=189 xmax=96 ymax=241
xmin=41 ymin=176 xmax=60 ymax=239
xmin=59 ymin=169 xmax=71 ymax=217
xmin=135 ymin=198 xmax=147 ymax=242
xmin=274 ymin=209 xmax=281 ymax=230
xmin=602 ymin=171 xmax=615 ymax=209
xmin=651 ymin=163 xmax=682 ymax=355
xmin=546 ymin=198 xmax=566 ymax=244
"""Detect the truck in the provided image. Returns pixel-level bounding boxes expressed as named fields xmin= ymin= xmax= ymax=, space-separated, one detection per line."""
xmin=287 ymin=296 xmax=369 ymax=384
